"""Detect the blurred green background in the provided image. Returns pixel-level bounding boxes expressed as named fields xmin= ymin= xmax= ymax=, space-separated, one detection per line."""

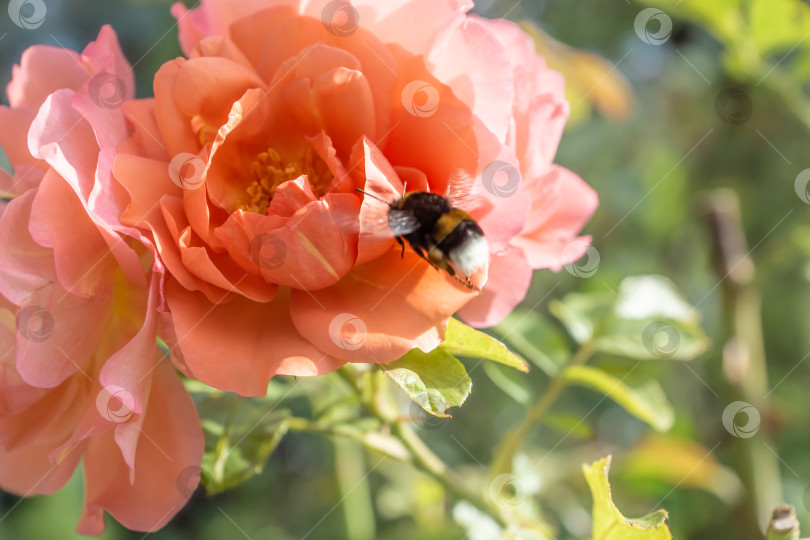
xmin=2 ymin=0 xmax=809 ymax=538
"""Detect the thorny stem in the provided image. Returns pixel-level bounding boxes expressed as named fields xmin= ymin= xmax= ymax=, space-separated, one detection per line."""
xmin=490 ymin=340 xmax=595 ymax=477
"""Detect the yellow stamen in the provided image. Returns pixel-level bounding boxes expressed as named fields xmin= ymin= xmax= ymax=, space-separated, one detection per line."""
xmin=238 ymin=145 xmax=334 ymax=214
xmin=190 ymin=115 xmax=217 ymax=147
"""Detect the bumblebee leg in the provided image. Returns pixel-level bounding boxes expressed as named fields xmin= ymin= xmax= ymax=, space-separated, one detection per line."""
xmin=409 ymin=244 xmax=440 ymax=272
xmin=428 ymin=247 xmax=453 ymax=274
xmin=395 ymin=236 xmax=405 ymax=258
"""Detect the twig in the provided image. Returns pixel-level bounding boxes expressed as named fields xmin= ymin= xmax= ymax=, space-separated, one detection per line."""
xmin=701 ymin=189 xmax=783 ymax=529
xmin=489 ymin=341 xmax=595 ymax=477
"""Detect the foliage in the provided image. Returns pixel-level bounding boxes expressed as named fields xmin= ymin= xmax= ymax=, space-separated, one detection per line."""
xmin=2 ymin=0 xmax=810 ymax=539
xmin=583 ymin=456 xmax=672 ymax=539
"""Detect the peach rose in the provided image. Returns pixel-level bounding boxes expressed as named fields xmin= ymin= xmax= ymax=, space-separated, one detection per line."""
xmin=0 ymin=27 xmax=203 ymax=534
xmin=112 ymin=0 xmax=597 ymax=396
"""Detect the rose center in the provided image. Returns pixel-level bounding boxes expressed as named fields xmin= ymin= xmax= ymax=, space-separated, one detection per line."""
xmin=239 ymin=146 xmax=334 ymax=214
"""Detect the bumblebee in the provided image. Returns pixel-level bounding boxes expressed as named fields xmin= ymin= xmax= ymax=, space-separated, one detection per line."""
xmin=357 ymin=183 xmax=489 ymax=291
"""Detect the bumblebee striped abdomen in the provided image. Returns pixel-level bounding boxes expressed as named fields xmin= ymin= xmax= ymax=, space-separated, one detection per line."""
xmin=387 ymin=192 xmax=487 ymax=289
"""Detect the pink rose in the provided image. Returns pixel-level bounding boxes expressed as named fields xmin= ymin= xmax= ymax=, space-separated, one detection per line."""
xmin=108 ymin=0 xmax=597 ymax=397
xmin=0 ymin=27 xmax=203 ymax=534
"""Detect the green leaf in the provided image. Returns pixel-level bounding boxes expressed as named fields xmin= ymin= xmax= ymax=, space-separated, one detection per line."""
xmin=549 ymin=292 xmax=613 ymax=345
xmin=563 ymin=365 xmax=674 ymax=431
xmin=749 ymin=0 xmax=810 ymax=56
xmin=492 ymin=309 xmax=570 ymax=376
xmin=550 ymin=275 xmax=710 ymax=361
xmin=381 ymin=348 xmax=472 ymax=418
xmin=441 ymin=318 xmax=529 ymax=372
xmin=636 ymin=0 xmax=745 ymax=42
xmin=583 ymin=456 xmax=672 ymax=539
xmin=190 ymin=388 xmax=291 ymax=495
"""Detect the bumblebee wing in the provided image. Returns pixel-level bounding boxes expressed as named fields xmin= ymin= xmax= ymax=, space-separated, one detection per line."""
xmin=445 ymin=169 xmax=491 ymax=215
xmin=388 ymin=209 xmax=420 ymax=237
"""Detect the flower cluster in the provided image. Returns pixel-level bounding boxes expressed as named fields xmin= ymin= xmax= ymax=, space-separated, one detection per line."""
xmin=0 ymin=0 xmax=596 ymax=533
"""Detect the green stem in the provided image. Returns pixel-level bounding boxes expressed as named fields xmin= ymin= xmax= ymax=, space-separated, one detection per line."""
xmin=490 ymin=341 xmax=595 ymax=477
xmin=335 ymin=366 xmax=509 ymax=528
xmin=212 ymin=393 xmax=241 ymax=484
xmin=703 ymin=190 xmax=782 ymax=529
xmin=391 ymin=420 xmax=508 ymax=527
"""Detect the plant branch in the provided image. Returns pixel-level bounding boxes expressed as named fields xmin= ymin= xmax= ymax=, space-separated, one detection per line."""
xmin=490 ymin=340 xmax=595 ymax=477
xmin=335 ymin=366 xmax=509 ymax=528
xmin=391 ymin=420 xmax=509 ymax=528
xmin=702 ymin=189 xmax=783 ymax=529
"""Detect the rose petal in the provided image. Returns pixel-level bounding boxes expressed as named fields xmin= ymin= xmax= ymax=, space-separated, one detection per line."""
xmin=164 ymin=279 xmax=343 ymax=396
xmin=78 ymin=359 xmax=203 ymax=534
xmin=6 ymin=46 xmax=86 ymax=110
xmin=0 ymin=191 xmax=57 ymax=305
xmin=426 ymin=16 xmax=514 ymax=144
xmin=456 ymin=245 xmax=532 ymax=327
xmin=513 ymin=166 xmax=598 ymax=270
xmin=0 ymin=107 xmax=37 ymax=167
xmin=29 ymin=170 xmax=117 ymax=297
xmin=290 ymin=249 xmax=476 ymax=363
